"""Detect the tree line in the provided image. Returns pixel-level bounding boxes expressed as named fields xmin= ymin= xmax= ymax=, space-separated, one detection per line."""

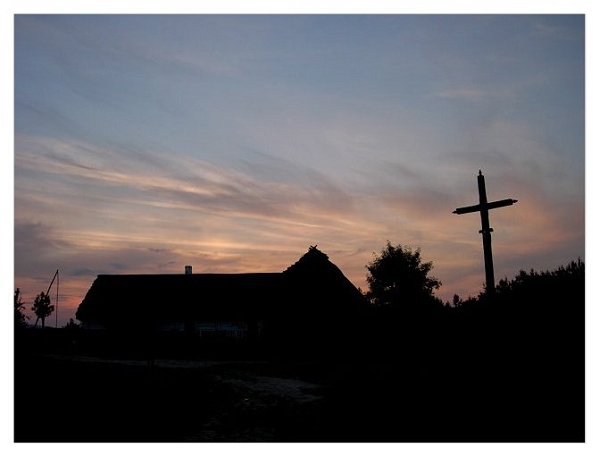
xmin=364 ymin=239 xmax=583 ymax=311
xmin=15 ymin=241 xmax=584 ymax=330
xmin=14 ymin=288 xmax=55 ymax=330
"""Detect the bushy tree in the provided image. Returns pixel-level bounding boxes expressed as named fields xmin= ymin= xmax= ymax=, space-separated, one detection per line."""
xmin=32 ymin=291 xmax=54 ymax=329
xmin=365 ymin=241 xmax=441 ymax=310
xmin=14 ymin=288 xmax=28 ymax=330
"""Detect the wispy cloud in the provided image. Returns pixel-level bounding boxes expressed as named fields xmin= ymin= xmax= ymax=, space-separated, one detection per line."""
xmin=434 ymin=88 xmax=489 ymax=102
xmin=532 ymin=18 xmax=584 ymax=41
xmin=15 ymin=134 xmax=357 ymax=226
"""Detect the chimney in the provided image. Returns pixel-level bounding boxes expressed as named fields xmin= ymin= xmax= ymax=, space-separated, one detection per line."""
xmin=185 ymin=265 xmax=192 ymax=275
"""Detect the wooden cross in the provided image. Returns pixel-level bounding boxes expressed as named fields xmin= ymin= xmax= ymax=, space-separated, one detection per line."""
xmin=453 ymin=170 xmax=518 ymax=293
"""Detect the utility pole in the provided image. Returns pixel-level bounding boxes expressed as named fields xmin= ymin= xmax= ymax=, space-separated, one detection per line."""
xmin=46 ymin=269 xmax=59 ymax=327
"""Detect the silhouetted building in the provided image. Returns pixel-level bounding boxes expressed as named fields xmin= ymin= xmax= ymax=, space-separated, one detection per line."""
xmin=76 ymin=246 xmax=367 ymax=354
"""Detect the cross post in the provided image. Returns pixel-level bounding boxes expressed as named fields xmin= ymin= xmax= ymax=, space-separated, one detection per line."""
xmin=453 ymin=170 xmax=517 ymax=294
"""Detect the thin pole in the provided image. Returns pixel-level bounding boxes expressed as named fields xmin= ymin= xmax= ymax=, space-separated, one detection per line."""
xmin=44 ymin=269 xmax=59 ymax=328
xmin=55 ymin=270 xmax=59 ymax=328
xmin=477 ymin=172 xmax=496 ymax=293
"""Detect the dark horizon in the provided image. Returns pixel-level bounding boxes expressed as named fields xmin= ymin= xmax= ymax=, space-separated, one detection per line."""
xmin=14 ymin=254 xmax=584 ymax=443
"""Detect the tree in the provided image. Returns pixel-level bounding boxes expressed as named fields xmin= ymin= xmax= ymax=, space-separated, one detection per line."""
xmin=63 ymin=318 xmax=81 ymax=330
xmin=365 ymin=241 xmax=442 ymax=310
xmin=32 ymin=292 xmax=54 ymax=329
xmin=14 ymin=288 xmax=29 ymax=330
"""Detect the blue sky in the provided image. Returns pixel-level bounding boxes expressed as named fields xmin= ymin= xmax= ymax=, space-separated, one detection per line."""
xmin=11 ymin=12 xmax=586 ymax=325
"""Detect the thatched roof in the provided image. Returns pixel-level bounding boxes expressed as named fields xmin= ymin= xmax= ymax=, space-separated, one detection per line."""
xmin=76 ymin=247 xmax=366 ymax=328
xmin=283 ymin=246 xmax=366 ymax=309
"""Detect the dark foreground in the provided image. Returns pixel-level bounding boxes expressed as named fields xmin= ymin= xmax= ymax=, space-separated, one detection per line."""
xmin=15 ymin=339 xmax=583 ymax=443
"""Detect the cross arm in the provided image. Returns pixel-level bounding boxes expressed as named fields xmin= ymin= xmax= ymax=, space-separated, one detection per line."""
xmin=453 ymin=198 xmax=518 ymax=215
xmin=485 ymin=198 xmax=518 ymax=211
xmin=453 ymin=204 xmax=481 ymax=215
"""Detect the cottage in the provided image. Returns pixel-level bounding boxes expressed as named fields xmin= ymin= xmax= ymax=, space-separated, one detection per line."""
xmin=76 ymin=247 xmax=367 ymax=352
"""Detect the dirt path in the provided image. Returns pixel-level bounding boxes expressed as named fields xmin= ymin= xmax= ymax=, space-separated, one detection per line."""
xmin=19 ymin=353 xmax=330 ymax=442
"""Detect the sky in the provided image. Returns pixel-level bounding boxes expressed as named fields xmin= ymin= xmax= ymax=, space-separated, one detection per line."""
xmin=10 ymin=10 xmax=587 ymax=328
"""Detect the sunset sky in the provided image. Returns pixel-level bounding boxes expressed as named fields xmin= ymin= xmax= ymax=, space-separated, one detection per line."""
xmin=11 ymin=10 xmax=586 ymax=326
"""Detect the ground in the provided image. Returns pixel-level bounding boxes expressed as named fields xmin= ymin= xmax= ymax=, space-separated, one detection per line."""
xmin=15 ymin=352 xmax=339 ymax=442
xmin=13 ymin=331 xmax=584 ymax=443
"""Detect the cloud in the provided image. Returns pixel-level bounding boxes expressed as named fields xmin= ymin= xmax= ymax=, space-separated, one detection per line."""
xmin=15 ymin=134 xmax=358 ymax=229
xmin=70 ymin=268 xmax=97 ymax=277
xmin=14 ymin=133 xmax=368 ymax=297
xmin=14 ymin=221 xmax=69 ymax=277
xmin=532 ymin=17 xmax=583 ymax=41
xmin=434 ymin=88 xmax=488 ymax=102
